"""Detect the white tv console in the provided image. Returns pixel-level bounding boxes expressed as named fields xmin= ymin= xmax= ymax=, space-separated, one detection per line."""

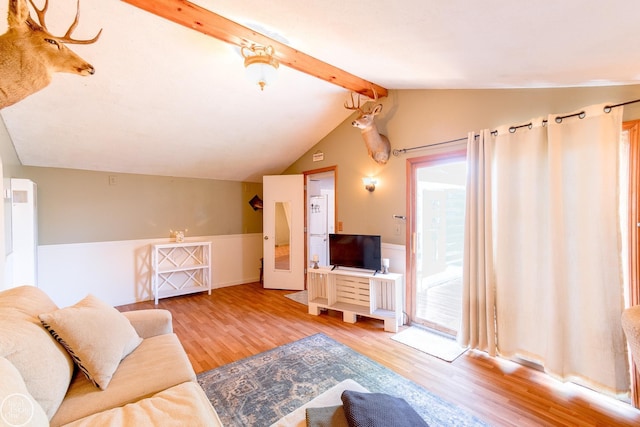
xmin=307 ymin=267 xmax=403 ymax=332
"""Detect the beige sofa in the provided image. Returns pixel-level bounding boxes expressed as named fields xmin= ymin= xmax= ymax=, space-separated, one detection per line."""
xmin=0 ymin=285 xmax=223 ymax=426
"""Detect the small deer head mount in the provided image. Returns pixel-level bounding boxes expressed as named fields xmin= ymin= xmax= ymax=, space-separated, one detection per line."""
xmin=344 ymin=90 xmax=391 ymax=165
xmin=0 ymin=0 xmax=102 ymax=109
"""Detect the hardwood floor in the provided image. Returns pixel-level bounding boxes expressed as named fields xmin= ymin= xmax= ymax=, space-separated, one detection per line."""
xmin=118 ymin=282 xmax=640 ymax=426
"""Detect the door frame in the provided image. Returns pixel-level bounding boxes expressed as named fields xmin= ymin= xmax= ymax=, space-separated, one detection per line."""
xmin=624 ymin=119 xmax=640 ymax=406
xmin=406 ymin=150 xmax=466 ymax=327
xmin=303 ymin=166 xmax=337 ymax=287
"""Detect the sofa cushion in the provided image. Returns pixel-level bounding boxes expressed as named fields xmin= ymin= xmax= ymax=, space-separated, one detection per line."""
xmin=63 ymin=381 xmax=223 ymax=427
xmin=39 ymin=294 xmax=143 ymax=390
xmin=0 ymin=286 xmax=74 ymax=420
xmin=50 ymin=333 xmax=196 ymax=426
xmin=121 ymin=309 xmax=173 ymax=338
xmin=0 ymin=285 xmax=59 ymax=315
xmin=0 ymin=356 xmax=49 ymax=427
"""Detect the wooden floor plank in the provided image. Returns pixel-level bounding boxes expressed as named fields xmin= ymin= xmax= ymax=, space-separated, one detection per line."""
xmin=118 ymin=282 xmax=640 ymax=426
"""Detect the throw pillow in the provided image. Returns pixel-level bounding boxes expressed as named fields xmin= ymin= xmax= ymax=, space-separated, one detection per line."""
xmin=0 ymin=356 xmax=49 ymax=427
xmin=39 ymin=295 xmax=143 ymax=390
xmin=341 ymin=390 xmax=429 ymax=427
xmin=0 ymin=286 xmax=75 ymax=419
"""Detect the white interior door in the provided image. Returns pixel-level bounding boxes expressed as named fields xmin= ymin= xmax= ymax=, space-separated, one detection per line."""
xmin=263 ymin=175 xmax=304 ymax=290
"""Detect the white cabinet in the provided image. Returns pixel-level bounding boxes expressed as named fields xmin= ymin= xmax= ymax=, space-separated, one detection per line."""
xmin=151 ymin=242 xmax=211 ymax=304
xmin=307 ymin=267 xmax=403 ymax=332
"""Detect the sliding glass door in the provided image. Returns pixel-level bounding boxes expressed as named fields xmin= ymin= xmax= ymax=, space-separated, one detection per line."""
xmin=408 ymin=151 xmax=466 ymax=336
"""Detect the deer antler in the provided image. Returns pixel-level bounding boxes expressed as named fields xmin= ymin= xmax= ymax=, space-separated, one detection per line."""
xmin=28 ymin=0 xmax=52 ymax=32
xmin=344 ymin=86 xmax=380 ymax=113
xmin=370 ymin=86 xmax=378 ymax=102
xmin=28 ymin=0 xmax=102 ymax=44
xmin=344 ymin=92 xmax=364 ymax=112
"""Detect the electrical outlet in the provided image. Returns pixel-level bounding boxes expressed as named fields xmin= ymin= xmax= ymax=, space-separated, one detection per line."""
xmin=338 ymin=221 xmax=343 ymax=231
xmin=108 ymin=175 xmax=117 ymax=186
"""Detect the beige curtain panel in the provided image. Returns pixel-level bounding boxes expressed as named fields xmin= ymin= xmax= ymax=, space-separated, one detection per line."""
xmin=460 ymin=103 xmax=629 ymax=396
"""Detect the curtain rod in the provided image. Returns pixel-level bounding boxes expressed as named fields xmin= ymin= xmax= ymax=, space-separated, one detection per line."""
xmin=393 ymin=98 xmax=640 ymax=156
xmin=392 ymin=136 xmax=467 ymax=156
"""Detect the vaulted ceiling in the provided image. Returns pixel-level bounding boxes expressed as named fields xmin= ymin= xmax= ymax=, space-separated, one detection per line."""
xmin=1 ymin=0 xmax=639 ymax=182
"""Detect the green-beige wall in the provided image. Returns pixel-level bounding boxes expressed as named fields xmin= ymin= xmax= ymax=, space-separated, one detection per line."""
xmin=20 ymin=168 xmax=264 ymax=244
xmin=0 ymin=116 xmax=263 ymax=245
xmin=285 ymin=86 xmax=640 ymax=245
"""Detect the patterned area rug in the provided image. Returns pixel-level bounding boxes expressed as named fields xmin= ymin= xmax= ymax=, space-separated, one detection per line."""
xmin=197 ymin=333 xmax=489 ymax=427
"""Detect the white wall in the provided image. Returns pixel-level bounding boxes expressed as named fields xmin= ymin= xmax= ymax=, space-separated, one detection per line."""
xmin=37 ymin=233 xmax=263 ymax=307
xmin=382 ymin=242 xmax=406 ymax=313
xmin=382 ymin=242 xmax=405 ymax=277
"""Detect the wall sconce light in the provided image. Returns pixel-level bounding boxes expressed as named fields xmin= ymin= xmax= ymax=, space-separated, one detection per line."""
xmin=363 ymin=177 xmax=377 ymax=192
xmin=241 ymin=44 xmax=279 ymax=90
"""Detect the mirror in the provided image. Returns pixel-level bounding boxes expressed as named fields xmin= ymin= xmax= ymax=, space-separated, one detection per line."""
xmin=274 ymin=201 xmax=291 ymax=271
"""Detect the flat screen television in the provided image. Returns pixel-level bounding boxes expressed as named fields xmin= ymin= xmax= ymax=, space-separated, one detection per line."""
xmin=329 ymin=234 xmax=382 ymax=272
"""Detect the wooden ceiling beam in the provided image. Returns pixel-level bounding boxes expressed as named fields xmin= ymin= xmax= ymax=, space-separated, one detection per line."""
xmin=121 ymin=0 xmax=388 ymax=99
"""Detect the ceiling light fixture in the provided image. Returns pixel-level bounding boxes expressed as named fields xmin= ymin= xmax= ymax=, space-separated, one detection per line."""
xmin=123 ymin=0 xmax=388 ymax=99
xmin=241 ymin=44 xmax=279 ymax=91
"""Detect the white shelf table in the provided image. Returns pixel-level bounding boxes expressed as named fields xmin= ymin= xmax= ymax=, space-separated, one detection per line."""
xmin=151 ymin=241 xmax=211 ymax=304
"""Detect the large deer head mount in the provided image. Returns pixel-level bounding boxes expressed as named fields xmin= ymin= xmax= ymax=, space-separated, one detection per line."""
xmin=0 ymin=0 xmax=101 ymax=109
xmin=345 ymin=91 xmax=391 ymax=165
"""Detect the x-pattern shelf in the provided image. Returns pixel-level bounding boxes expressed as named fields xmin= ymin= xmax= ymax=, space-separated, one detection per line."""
xmin=157 ymin=244 xmax=204 ymax=271
xmin=152 ymin=241 xmax=212 ymax=304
